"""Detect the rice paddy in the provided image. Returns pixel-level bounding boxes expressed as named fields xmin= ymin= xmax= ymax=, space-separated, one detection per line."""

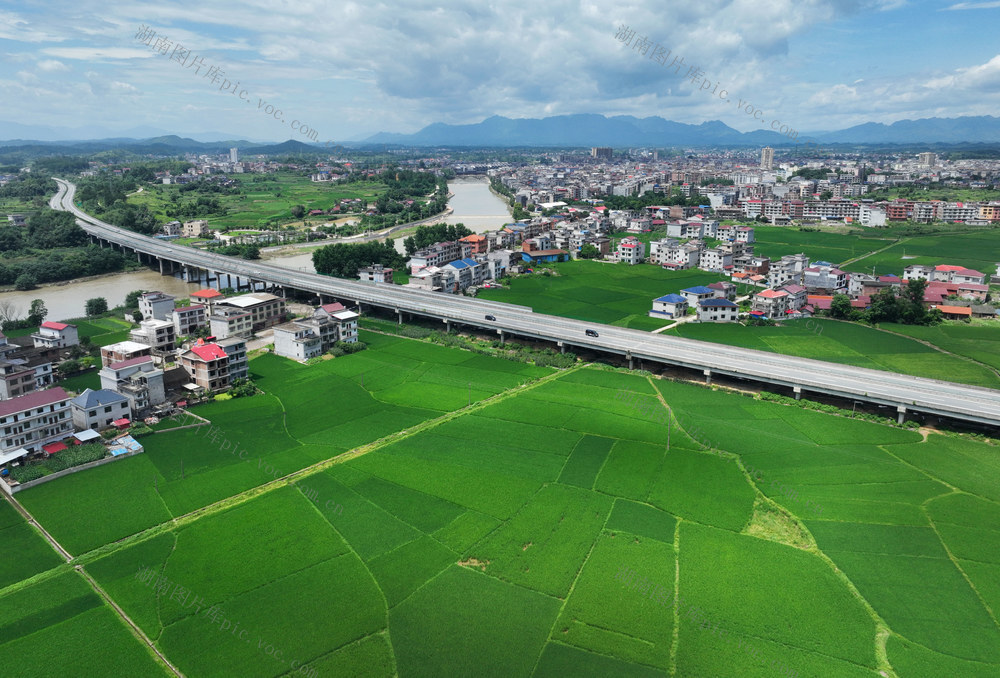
xmin=3 ymin=334 xmax=999 ymax=677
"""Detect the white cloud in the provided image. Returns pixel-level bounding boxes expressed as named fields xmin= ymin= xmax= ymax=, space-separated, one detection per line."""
xmin=37 ymin=59 xmax=69 ymax=72
xmin=944 ymin=1 xmax=1000 ymax=9
xmin=43 ymin=46 xmax=156 ymax=61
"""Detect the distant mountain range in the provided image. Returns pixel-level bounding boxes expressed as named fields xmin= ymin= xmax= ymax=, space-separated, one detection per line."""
xmin=364 ymin=113 xmax=1000 ymax=147
xmin=2 ymin=114 xmax=999 ymax=152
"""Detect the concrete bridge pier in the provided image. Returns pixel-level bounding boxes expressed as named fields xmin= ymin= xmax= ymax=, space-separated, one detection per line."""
xmin=793 ymin=386 xmax=802 ymax=400
xmin=396 ymin=309 xmax=403 ymax=325
xmin=158 ymin=258 xmax=165 ymax=274
xmin=627 ymin=352 xmax=634 ymax=370
xmin=498 ymin=330 xmax=505 ymax=343
xmin=558 ymin=341 xmax=565 ymax=354
xmin=704 ymin=369 xmax=712 ymax=385
xmin=897 ymin=406 xmax=907 ymax=425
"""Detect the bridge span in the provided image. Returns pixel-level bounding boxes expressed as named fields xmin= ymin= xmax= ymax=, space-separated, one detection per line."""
xmin=52 ymin=178 xmax=1000 ymax=428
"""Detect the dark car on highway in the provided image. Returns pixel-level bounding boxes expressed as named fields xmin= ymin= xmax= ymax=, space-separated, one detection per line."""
xmin=485 ymin=314 xmax=497 ymax=321
xmin=585 ymin=329 xmax=599 ymax=337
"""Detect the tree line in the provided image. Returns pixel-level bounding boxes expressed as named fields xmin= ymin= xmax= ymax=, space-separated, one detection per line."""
xmin=312 ymin=239 xmax=405 ymax=279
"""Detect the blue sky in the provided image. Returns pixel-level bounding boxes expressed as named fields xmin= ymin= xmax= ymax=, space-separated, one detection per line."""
xmin=2 ymin=0 xmax=999 ymax=142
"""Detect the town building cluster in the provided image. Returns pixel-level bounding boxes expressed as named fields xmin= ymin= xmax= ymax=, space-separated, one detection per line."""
xmin=0 ymin=286 xmax=362 ymax=483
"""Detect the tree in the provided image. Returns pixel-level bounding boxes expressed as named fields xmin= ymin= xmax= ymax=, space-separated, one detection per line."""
xmin=579 ymin=243 xmax=601 ymax=260
xmin=830 ymin=294 xmax=852 ymax=319
xmin=27 ymin=299 xmax=47 ymax=326
xmin=14 ymin=273 xmax=37 ymax=290
xmin=819 ymin=191 xmax=833 ymax=201
xmin=900 ymin=278 xmax=930 ymax=325
xmin=868 ymin=287 xmax=900 ymax=324
xmin=85 ymin=297 xmax=108 ymax=316
xmin=124 ymin=289 xmax=147 ymax=309
xmin=291 ymin=205 xmax=305 ymax=219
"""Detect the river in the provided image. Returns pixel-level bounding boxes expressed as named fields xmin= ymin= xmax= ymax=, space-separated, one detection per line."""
xmin=0 ymin=178 xmax=512 ymax=322
xmin=263 ymin=177 xmax=512 ymax=273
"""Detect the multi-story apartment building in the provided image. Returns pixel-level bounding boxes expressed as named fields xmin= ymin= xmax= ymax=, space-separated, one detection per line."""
xmin=803 ymin=265 xmax=848 ymax=294
xmin=209 ymin=307 xmax=253 ymax=339
xmin=172 ymin=305 xmax=207 ymax=337
xmin=101 ymin=341 xmax=152 ymax=367
xmin=273 ymin=305 xmax=360 ymax=361
xmin=217 ymin=337 xmax=248 ymax=381
xmin=441 ymin=258 xmax=489 ymax=291
xmin=357 ymin=264 xmax=394 ymax=284
xmin=190 ymin=288 xmax=224 ymax=314
xmin=0 ymin=359 xmax=39 ymax=400
xmin=178 ymin=341 xmax=230 ymax=392
xmin=129 ymin=319 xmax=177 ymax=353
xmin=699 ymin=248 xmax=732 ymax=273
xmin=407 ymin=241 xmax=472 ymax=273
xmin=615 ymin=237 xmax=645 ymax=265
xmin=31 ymin=321 xmax=79 ymax=349
xmin=182 ymin=219 xmax=209 ymax=237
xmin=768 ymin=253 xmax=810 ymax=287
xmin=99 ymin=356 xmax=166 ymax=413
xmin=0 ymin=387 xmax=73 ymax=455
xmin=213 ymin=293 xmax=286 ymax=332
xmin=138 ymin=291 xmax=176 ymax=320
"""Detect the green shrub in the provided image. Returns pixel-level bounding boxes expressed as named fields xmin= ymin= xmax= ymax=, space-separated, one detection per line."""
xmin=9 ymin=465 xmax=46 ymax=483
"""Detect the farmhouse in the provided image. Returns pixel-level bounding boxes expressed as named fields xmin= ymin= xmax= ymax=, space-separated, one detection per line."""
xmin=70 ymin=389 xmax=131 ymax=431
xmin=649 ymin=294 xmax=688 ymax=319
xmin=178 ymin=341 xmax=230 ymax=392
xmin=697 ymin=298 xmax=739 ymax=322
xmin=31 ymin=322 xmax=79 ymax=349
xmin=99 ymin=356 xmax=166 ymax=413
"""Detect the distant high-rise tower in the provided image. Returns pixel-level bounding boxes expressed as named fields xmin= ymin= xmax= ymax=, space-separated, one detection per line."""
xmin=917 ymin=152 xmax=936 ymax=167
xmin=760 ymin=146 xmax=774 ymax=171
xmin=591 ymin=147 xmax=612 ymax=160
xmin=230 ymin=147 xmax=239 ymax=163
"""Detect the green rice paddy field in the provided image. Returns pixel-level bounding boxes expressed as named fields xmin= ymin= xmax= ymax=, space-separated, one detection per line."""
xmin=478 ymin=259 xmax=727 ymax=331
xmin=129 ymin=175 xmax=387 ymax=231
xmin=479 ymin=260 xmax=1000 ymax=388
xmin=3 ymin=336 xmax=999 ymax=677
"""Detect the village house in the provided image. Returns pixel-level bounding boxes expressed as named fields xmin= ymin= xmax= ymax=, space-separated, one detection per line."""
xmin=70 ymin=389 xmax=131 ymax=431
xmin=190 ymin=288 xmax=225 ymax=315
xmin=357 ymin=263 xmax=394 ymax=284
xmin=138 ymin=291 xmax=176 ymax=321
xmin=178 ymin=341 xmax=231 ymax=392
xmin=100 ymin=341 xmax=152 ymax=367
xmin=181 ymin=219 xmax=210 ymax=237
xmin=649 ymin=294 xmax=689 ymax=319
xmin=99 ymin=356 xmax=166 ymax=413
xmin=0 ymin=387 xmax=73 ymax=459
xmin=172 ymin=305 xmax=207 ymax=337
xmin=615 ymin=237 xmax=645 ymax=265
xmin=697 ymin=298 xmax=739 ymax=322
xmin=213 ymin=293 xmax=286 ymax=332
xmin=130 ymin=319 xmax=177 ymax=354
xmin=217 ymin=337 xmax=248 ymax=381
xmin=31 ymin=322 xmax=79 ymax=349
xmin=680 ymin=286 xmax=716 ymax=306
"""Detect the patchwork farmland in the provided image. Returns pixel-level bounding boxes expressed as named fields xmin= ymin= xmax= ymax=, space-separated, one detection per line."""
xmin=3 ymin=334 xmax=999 ymax=677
